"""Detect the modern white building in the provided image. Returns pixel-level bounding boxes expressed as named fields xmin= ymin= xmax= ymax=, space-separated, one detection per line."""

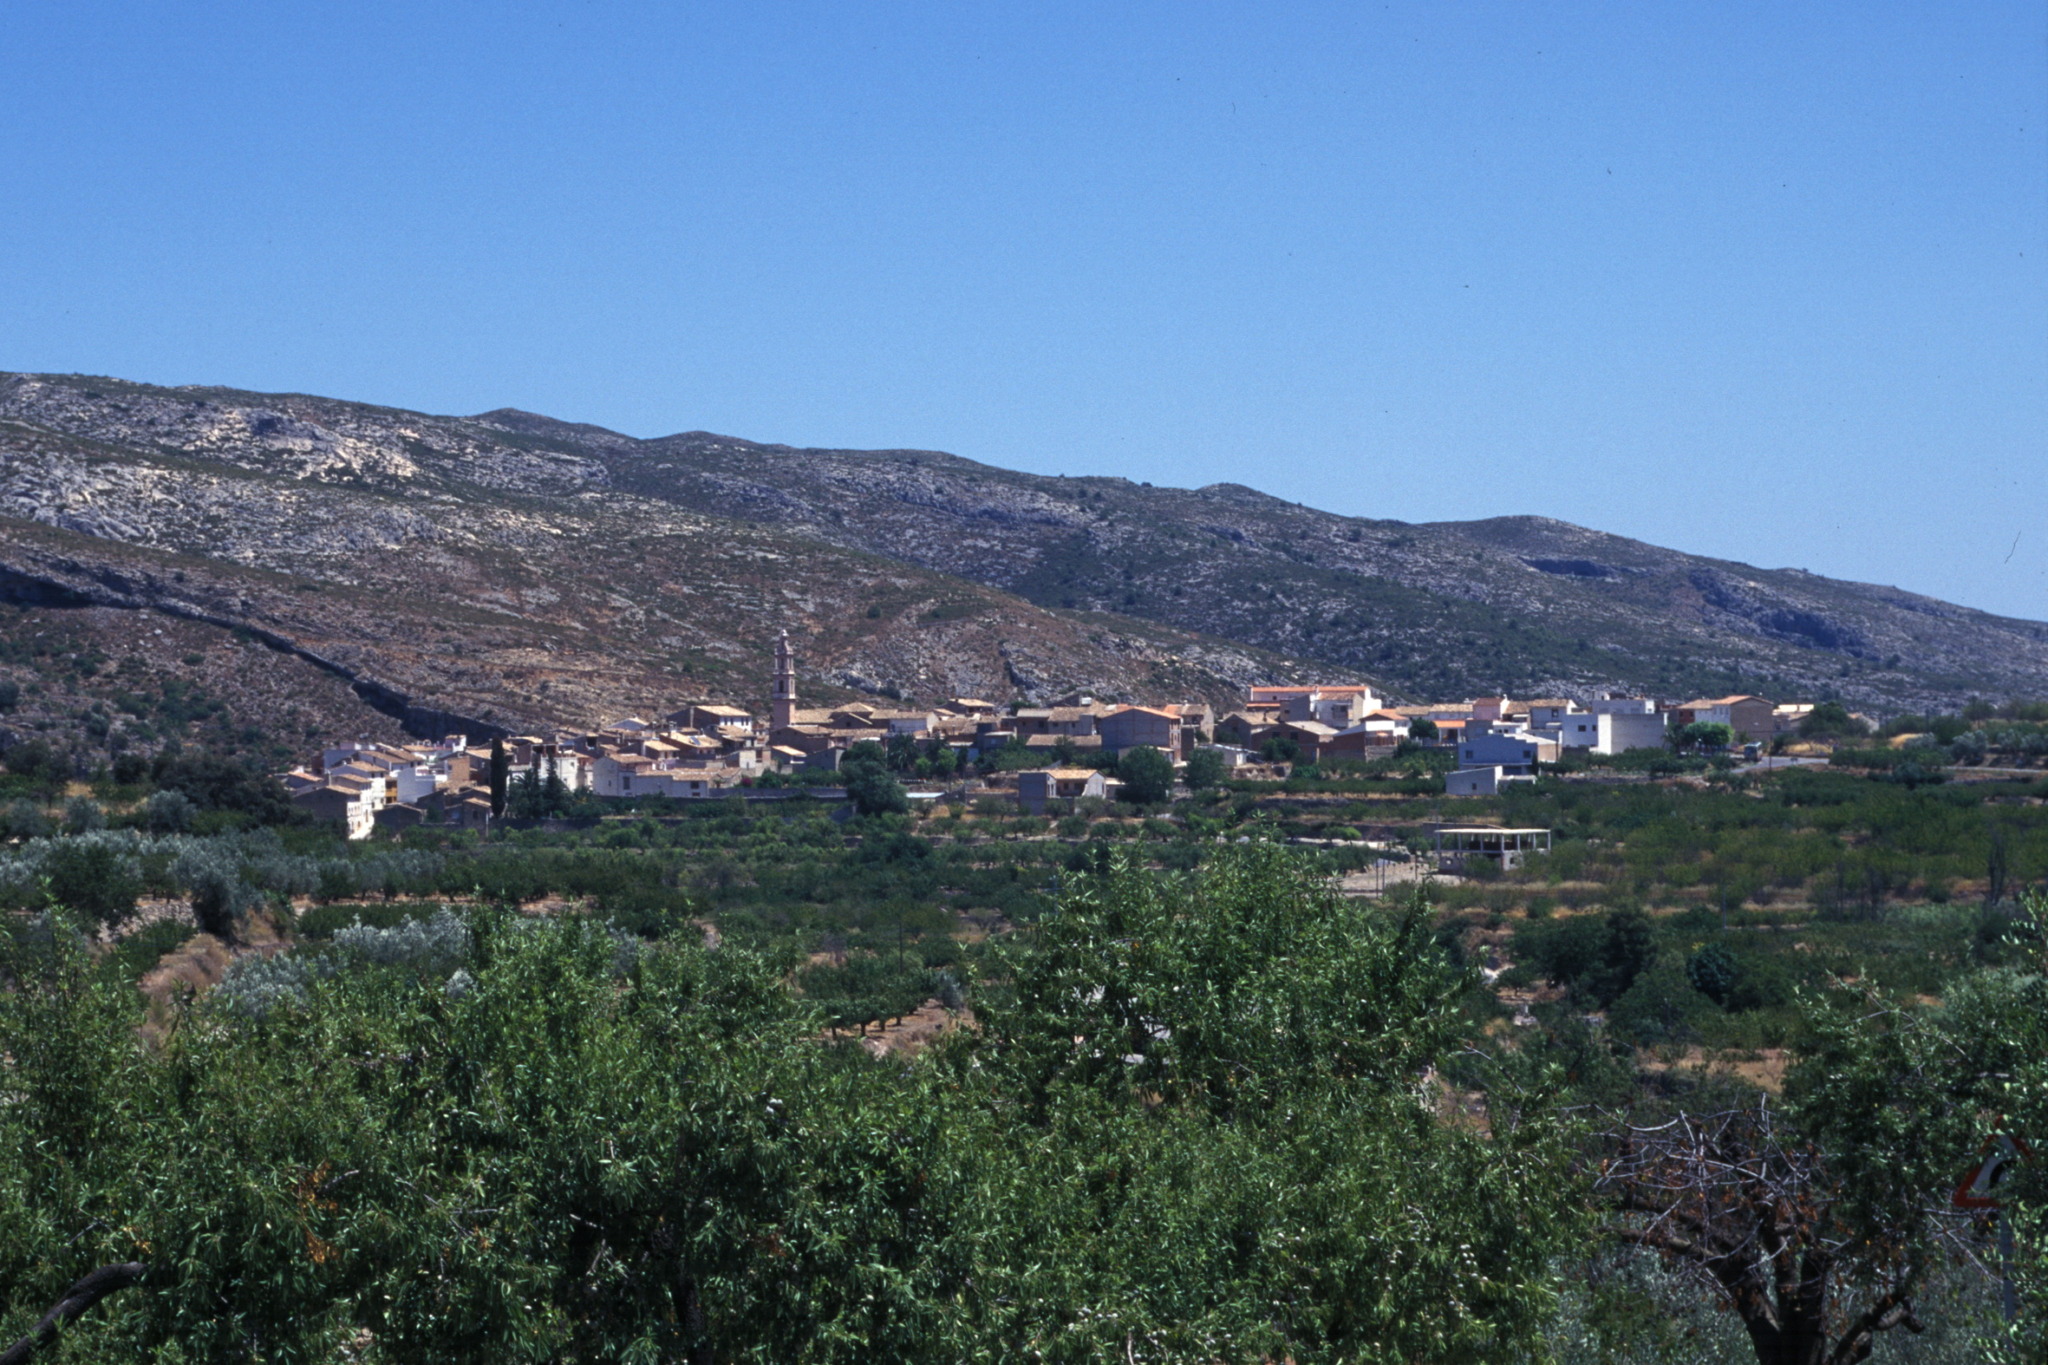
xmin=1557 ymin=710 xmax=1668 ymax=755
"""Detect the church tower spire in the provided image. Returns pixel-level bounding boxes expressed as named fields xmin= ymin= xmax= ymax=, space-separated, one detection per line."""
xmin=771 ymin=630 xmax=796 ymax=731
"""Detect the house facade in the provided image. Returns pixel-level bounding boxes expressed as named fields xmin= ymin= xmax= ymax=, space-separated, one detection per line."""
xmin=1017 ymin=767 xmax=1108 ymax=814
xmin=1675 ymin=695 xmax=1775 ymax=742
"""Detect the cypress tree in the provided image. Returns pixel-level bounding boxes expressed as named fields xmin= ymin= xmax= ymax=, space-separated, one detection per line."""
xmin=488 ymin=737 xmax=509 ymax=817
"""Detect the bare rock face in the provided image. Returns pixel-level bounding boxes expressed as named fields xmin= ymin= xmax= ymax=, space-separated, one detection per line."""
xmin=0 ymin=370 xmax=2040 ymax=750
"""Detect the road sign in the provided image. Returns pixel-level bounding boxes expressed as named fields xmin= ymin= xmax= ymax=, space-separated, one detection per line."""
xmin=1953 ymin=1134 xmax=2030 ymax=1323
xmin=1953 ymin=1134 xmax=2029 ymax=1210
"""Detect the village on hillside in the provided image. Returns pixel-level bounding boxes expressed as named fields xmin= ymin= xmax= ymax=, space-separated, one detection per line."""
xmin=280 ymin=632 xmax=1848 ymax=839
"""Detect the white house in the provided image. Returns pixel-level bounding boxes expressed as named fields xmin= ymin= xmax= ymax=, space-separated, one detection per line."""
xmin=392 ymin=763 xmax=444 ymax=806
xmin=1525 ymin=701 xmax=1583 ymax=729
xmin=1558 ymin=711 xmax=1668 ymax=755
xmin=1445 ymin=766 xmax=1539 ymax=797
xmin=592 ymin=753 xmax=654 ymax=797
xmin=1017 ymin=767 xmax=1108 ymax=814
xmin=1249 ymin=685 xmax=1381 ymax=729
xmin=1457 ymin=731 xmax=1554 ymax=770
xmin=292 ymin=781 xmax=380 ymax=840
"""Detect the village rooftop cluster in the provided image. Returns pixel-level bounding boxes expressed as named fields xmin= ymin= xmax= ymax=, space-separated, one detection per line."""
xmin=281 ymin=633 xmax=1829 ymax=838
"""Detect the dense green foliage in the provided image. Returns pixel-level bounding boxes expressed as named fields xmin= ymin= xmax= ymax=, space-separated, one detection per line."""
xmin=1786 ymin=893 xmax=2048 ymax=1360
xmin=1113 ymin=744 xmax=1175 ymax=805
xmin=3 ymin=724 xmax=2046 ymax=1361
xmin=1 ymin=851 xmax=1580 ymax=1363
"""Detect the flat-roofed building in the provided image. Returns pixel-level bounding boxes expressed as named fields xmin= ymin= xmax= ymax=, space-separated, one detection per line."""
xmin=1433 ymin=825 xmax=1551 ymax=871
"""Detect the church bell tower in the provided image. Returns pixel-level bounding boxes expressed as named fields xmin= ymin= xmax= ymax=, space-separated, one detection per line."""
xmin=771 ymin=630 xmax=796 ymax=731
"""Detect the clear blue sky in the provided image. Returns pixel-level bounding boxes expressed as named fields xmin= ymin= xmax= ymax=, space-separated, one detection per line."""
xmin=4 ymin=3 xmax=2044 ymax=619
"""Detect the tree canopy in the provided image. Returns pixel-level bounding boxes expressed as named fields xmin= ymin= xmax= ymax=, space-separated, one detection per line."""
xmin=1 ymin=848 xmax=1582 ymax=1364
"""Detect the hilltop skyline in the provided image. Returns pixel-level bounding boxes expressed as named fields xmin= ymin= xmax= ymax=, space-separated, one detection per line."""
xmin=2 ymin=4 xmax=2043 ymax=620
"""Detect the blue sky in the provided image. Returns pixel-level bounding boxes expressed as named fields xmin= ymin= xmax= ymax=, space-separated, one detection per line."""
xmin=4 ymin=3 xmax=2043 ymax=619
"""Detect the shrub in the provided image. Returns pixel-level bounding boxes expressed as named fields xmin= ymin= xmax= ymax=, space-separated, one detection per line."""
xmin=153 ymin=751 xmax=294 ymax=823
xmin=44 ymin=838 xmax=143 ymax=927
xmin=172 ymin=843 xmax=255 ymax=938
xmin=1685 ymin=943 xmax=1741 ymax=1007
xmin=63 ymin=797 xmax=106 ymax=834
xmin=213 ymin=953 xmax=330 ymax=1020
xmin=296 ymin=901 xmax=428 ymax=939
xmin=143 ymin=789 xmax=197 ymax=834
xmin=1798 ymin=702 xmax=1869 ymax=740
xmin=1513 ymin=907 xmax=1656 ymax=1008
xmin=2 ymin=798 xmax=50 ymax=841
xmin=4 ymin=739 xmax=67 ymax=788
xmin=333 ymin=908 xmax=472 ymax=973
xmin=1604 ymin=959 xmax=1707 ymax=1046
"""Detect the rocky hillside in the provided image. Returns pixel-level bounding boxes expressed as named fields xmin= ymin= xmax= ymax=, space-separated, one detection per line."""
xmin=591 ymin=427 xmax=2048 ymax=713
xmin=0 ymin=373 xmax=1347 ymax=756
xmin=1 ymin=371 xmax=2040 ymax=761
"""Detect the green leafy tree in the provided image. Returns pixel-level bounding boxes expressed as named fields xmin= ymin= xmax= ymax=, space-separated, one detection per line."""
xmin=1685 ymin=941 xmax=1742 ymax=1007
xmin=42 ymin=840 xmax=141 ymax=928
xmin=966 ymin=847 xmax=1582 ymax=1359
xmin=60 ymin=798 xmax=104 ymax=836
xmin=1798 ymin=701 xmax=1870 ymax=740
xmin=885 ymin=732 xmax=921 ymax=773
xmin=0 ymin=853 xmax=1586 ymax=1365
xmin=1675 ymin=721 xmax=1736 ymax=752
xmin=1410 ymin=716 xmax=1439 ymax=741
xmin=0 ymin=912 xmax=970 ymax=1364
xmin=1114 ymin=744 xmax=1174 ymax=805
xmin=541 ymin=752 xmax=569 ymax=813
xmin=1182 ymin=746 xmax=1227 ymax=790
xmin=1259 ymin=731 xmax=1302 ymax=763
xmin=843 ymin=738 xmax=887 ymax=769
xmin=3 ymin=741 xmax=66 ymax=797
xmin=1514 ymin=907 xmax=1657 ymax=1008
xmin=1786 ymin=890 xmax=2048 ymax=1358
xmin=844 ymin=759 xmax=909 ymax=817
xmin=151 ymin=751 xmax=294 ymax=823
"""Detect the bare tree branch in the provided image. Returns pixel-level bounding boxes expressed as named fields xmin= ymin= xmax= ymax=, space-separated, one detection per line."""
xmin=0 ymin=1262 xmax=147 ymax=1365
xmin=1590 ymin=1099 xmax=1948 ymax=1365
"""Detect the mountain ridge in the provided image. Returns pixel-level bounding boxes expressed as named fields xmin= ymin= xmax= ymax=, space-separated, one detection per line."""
xmin=0 ymin=371 xmax=2039 ymax=764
